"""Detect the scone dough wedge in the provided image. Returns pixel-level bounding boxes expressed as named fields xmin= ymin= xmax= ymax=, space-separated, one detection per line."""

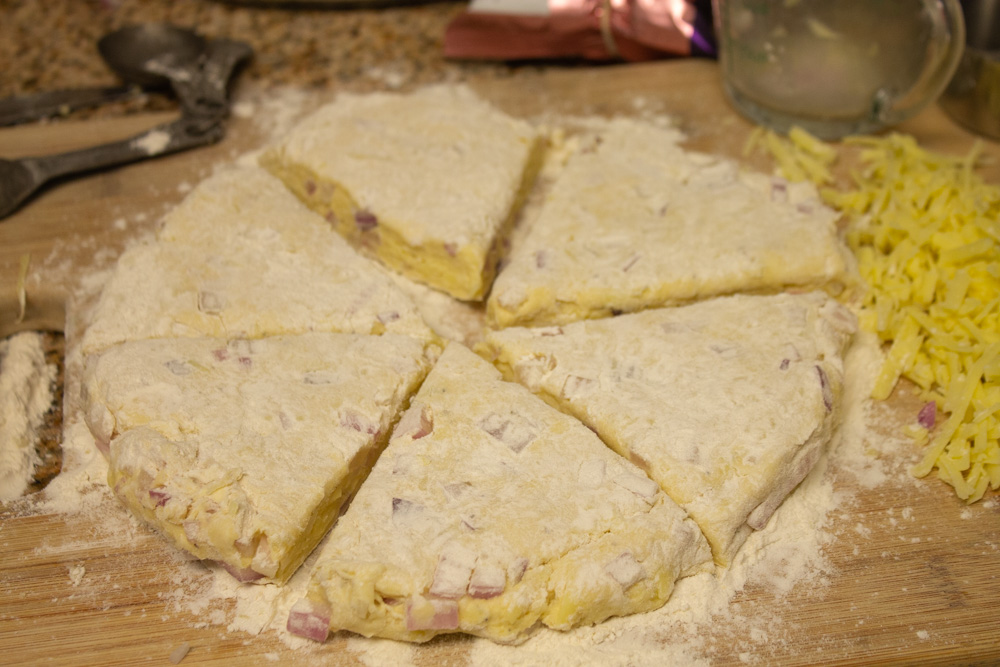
xmin=82 ymin=333 xmax=434 ymax=584
xmin=80 ymin=166 xmax=435 ymax=356
xmin=487 ymin=118 xmax=850 ymax=328
xmin=481 ymin=292 xmax=856 ymax=566
xmin=260 ymin=84 xmax=544 ymax=301
xmin=287 ymin=343 xmax=711 ymax=645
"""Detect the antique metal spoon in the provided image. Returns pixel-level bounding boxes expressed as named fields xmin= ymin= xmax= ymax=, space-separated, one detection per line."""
xmin=0 ymin=24 xmax=207 ymax=126
xmin=0 ymin=25 xmax=252 ymax=221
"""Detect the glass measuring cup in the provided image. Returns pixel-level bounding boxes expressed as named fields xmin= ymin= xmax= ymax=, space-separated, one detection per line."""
xmin=712 ymin=0 xmax=966 ymax=139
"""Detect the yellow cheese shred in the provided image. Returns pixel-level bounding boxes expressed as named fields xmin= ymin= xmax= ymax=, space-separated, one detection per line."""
xmin=754 ymin=129 xmax=1000 ymax=503
xmin=16 ymin=253 xmax=30 ymax=324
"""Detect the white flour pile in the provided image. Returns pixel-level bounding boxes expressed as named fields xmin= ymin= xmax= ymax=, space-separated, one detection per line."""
xmin=0 ymin=331 xmax=55 ymax=501
xmin=5 ymin=88 xmax=945 ymax=665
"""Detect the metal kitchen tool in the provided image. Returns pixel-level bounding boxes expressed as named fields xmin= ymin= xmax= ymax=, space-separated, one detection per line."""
xmin=939 ymin=0 xmax=1000 ymax=139
xmin=0 ymin=24 xmax=208 ymax=127
xmin=0 ymin=25 xmax=252 ymax=221
xmin=0 ymin=117 xmax=224 ymax=220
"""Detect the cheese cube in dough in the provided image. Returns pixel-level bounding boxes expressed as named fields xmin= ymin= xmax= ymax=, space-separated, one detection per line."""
xmin=82 ymin=333 xmax=433 ymax=584
xmin=288 ymin=343 xmax=711 ymax=645
xmin=260 ymin=85 xmax=544 ymax=301
xmin=481 ymin=292 xmax=856 ymax=565
xmin=80 ymin=166 xmax=435 ymax=356
xmin=487 ymin=118 xmax=851 ymax=328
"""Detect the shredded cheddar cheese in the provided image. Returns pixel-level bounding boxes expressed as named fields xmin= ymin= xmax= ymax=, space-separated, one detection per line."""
xmin=16 ymin=253 xmax=29 ymax=324
xmin=756 ymin=129 xmax=1000 ymax=503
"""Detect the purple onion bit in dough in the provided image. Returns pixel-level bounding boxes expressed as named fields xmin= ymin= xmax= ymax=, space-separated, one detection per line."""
xmin=355 ymin=210 xmax=378 ymax=231
xmin=918 ymin=401 xmax=937 ymax=429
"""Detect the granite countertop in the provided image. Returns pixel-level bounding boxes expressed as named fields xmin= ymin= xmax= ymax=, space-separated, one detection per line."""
xmin=0 ymin=0 xmax=530 ymax=120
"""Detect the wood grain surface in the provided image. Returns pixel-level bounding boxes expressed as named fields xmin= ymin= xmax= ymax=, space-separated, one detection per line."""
xmin=1 ymin=60 xmax=998 ymax=666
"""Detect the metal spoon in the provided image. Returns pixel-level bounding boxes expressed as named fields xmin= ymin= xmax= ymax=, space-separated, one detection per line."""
xmin=0 ymin=24 xmax=207 ymax=127
xmin=0 ymin=25 xmax=252 ymax=221
xmin=98 ymin=23 xmax=207 ymax=90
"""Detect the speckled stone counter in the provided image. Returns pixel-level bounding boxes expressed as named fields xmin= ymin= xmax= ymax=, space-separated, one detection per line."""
xmin=0 ymin=0 xmax=532 ymax=119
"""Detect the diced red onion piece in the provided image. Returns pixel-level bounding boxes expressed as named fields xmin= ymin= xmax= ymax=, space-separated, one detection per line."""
xmin=429 ymin=544 xmax=475 ymax=599
xmin=780 ymin=358 xmax=790 ymax=370
xmin=303 ymin=371 xmax=335 ymax=385
xmin=406 ymin=598 xmax=459 ymax=631
xmin=536 ymin=326 xmax=563 ymax=336
xmin=252 ymin=536 xmax=278 ymax=578
xmin=95 ymin=437 xmax=110 ymax=457
xmin=304 ymin=180 xmax=317 ymax=196
xmin=510 ymin=557 xmax=529 ymax=584
xmin=149 ymin=488 xmax=170 ymax=507
xmin=534 ymin=249 xmax=548 ymax=269
xmin=918 ymin=401 xmax=936 ymax=429
xmin=771 ymin=178 xmax=789 ymax=202
xmin=220 ymin=561 xmax=265 ymax=583
xmin=341 ymin=409 xmax=377 ymax=434
xmin=377 ymin=311 xmax=400 ymax=324
xmin=468 ymin=562 xmax=506 ymax=599
xmin=561 ymin=375 xmax=594 ymax=400
xmin=605 ymin=552 xmax=645 ymax=589
xmin=816 ymin=366 xmax=833 ymax=412
xmin=183 ymin=520 xmax=200 ymax=543
xmin=212 ymin=347 xmax=229 ymax=361
xmin=287 ymin=598 xmax=331 ymax=642
xmin=355 ymin=210 xmax=378 ymax=231
xmin=443 ymin=242 xmax=458 ymax=257
xmin=197 ymin=290 xmax=224 ymax=315
xmin=239 ymin=356 xmax=252 ymax=369
xmin=442 ymin=481 xmax=471 ymax=500
xmin=392 ymin=453 xmax=414 ymax=475
xmin=392 ymin=498 xmax=423 ymax=526
xmin=165 ymin=359 xmax=191 ymax=376
xmin=629 ymin=449 xmax=650 ymax=469
xmin=479 ymin=413 xmax=536 ymax=453
xmin=395 ymin=404 xmax=433 ymax=440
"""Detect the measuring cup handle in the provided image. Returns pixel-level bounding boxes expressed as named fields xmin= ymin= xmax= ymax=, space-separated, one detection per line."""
xmin=878 ymin=0 xmax=966 ymax=125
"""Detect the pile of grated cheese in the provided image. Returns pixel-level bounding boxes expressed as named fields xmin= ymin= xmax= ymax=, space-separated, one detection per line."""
xmin=751 ymin=127 xmax=1000 ymax=503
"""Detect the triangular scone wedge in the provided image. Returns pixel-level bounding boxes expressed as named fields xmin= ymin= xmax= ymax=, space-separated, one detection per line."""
xmin=481 ymin=292 xmax=856 ymax=566
xmin=82 ymin=333 xmax=433 ymax=584
xmin=487 ymin=118 xmax=850 ymax=328
xmin=286 ymin=343 xmax=711 ymax=645
xmin=80 ymin=166 xmax=435 ymax=356
xmin=259 ymin=85 xmax=544 ymax=301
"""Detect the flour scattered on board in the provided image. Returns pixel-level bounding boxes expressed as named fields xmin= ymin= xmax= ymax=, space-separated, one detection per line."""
xmin=68 ymin=563 xmax=86 ymax=587
xmin=0 ymin=332 xmax=55 ymax=501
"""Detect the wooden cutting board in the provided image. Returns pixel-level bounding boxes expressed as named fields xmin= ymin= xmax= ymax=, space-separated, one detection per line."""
xmin=1 ymin=60 xmax=998 ymax=666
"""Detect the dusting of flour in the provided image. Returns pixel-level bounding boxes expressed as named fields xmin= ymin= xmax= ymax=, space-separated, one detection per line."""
xmin=0 ymin=332 xmax=55 ymax=501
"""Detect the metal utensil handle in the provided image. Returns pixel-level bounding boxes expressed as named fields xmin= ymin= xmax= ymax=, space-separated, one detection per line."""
xmin=0 ymin=86 xmax=137 ymax=127
xmin=25 ymin=117 xmax=224 ymax=183
xmin=170 ymin=38 xmax=254 ymax=117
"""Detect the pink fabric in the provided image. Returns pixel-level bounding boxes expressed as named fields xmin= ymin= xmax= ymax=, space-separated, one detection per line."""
xmin=444 ymin=0 xmax=705 ymax=62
